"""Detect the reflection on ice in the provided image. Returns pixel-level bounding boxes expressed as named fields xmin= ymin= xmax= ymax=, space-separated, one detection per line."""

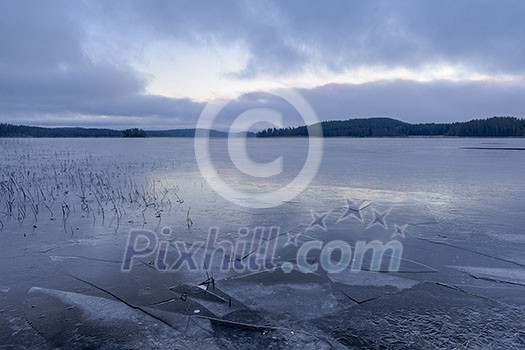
xmin=2 ymin=138 xmax=525 ymax=348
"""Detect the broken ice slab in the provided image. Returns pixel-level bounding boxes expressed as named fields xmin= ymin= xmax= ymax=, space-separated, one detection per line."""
xmin=25 ymin=287 xmax=218 ymax=348
xmin=449 ymin=266 xmax=525 ymax=287
xmin=333 ymin=283 xmax=398 ymax=304
xmin=277 ymin=244 xmax=438 ymax=274
xmin=205 ymin=309 xmax=277 ymax=332
xmin=55 ymin=255 xmax=246 ymax=319
xmin=224 ymin=266 xmax=327 ymax=284
xmin=168 ymin=284 xmax=243 ymax=317
xmin=328 ymin=270 xmax=419 ymax=304
xmin=327 ymin=270 xmax=417 ymax=305
xmin=200 ymin=308 xmax=346 ymax=350
xmin=416 ymin=236 xmax=525 ymax=268
xmin=54 ymin=258 xmax=196 ymax=307
xmin=136 ymin=237 xmax=263 ymax=281
xmin=312 ymin=281 xmax=525 ymax=349
xmin=328 ymin=270 xmax=418 ymax=289
xmin=27 ymin=243 xmax=62 ymax=254
xmin=170 ymin=284 xmax=231 ymax=304
xmin=43 ymin=236 xmax=134 ymax=264
xmin=140 ymin=306 xmax=214 ymax=337
xmin=217 ymin=269 xmax=345 ymax=321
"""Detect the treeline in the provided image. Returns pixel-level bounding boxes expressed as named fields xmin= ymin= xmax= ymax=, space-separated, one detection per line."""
xmin=147 ymin=128 xmax=230 ymax=137
xmin=147 ymin=129 xmax=255 ymax=137
xmin=122 ymin=128 xmax=146 ymax=137
xmin=0 ymin=124 xmax=256 ymax=138
xmin=3 ymin=117 xmax=524 ymax=138
xmin=0 ymin=124 xmax=122 ymax=137
xmin=256 ymin=117 xmax=525 ymax=137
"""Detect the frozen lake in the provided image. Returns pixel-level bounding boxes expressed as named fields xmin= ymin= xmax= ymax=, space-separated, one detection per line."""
xmin=1 ymin=137 xmax=525 ymax=349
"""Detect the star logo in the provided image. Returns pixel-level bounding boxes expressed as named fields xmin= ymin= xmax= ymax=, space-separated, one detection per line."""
xmin=367 ymin=208 xmax=391 ymax=230
xmin=284 ymin=232 xmax=300 ymax=247
xmin=392 ymin=224 xmax=408 ymax=239
xmin=307 ymin=210 xmax=330 ymax=231
xmin=337 ymin=198 xmax=370 ymax=223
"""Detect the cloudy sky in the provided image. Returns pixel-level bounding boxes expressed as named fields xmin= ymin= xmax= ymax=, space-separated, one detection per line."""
xmin=1 ymin=0 xmax=525 ymax=129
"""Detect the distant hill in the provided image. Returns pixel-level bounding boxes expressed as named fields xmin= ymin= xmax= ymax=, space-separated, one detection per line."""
xmin=256 ymin=117 xmax=525 ymax=137
xmin=0 ymin=124 xmax=122 ymax=137
xmin=146 ymin=129 xmax=252 ymax=137
xmin=0 ymin=124 xmax=253 ymax=138
xmin=2 ymin=117 xmax=524 ymax=138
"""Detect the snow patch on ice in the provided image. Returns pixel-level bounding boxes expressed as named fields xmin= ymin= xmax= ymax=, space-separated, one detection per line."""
xmin=449 ymin=266 xmax=525 ymax=286
xmin=48 ymin=255 xmax=77 ymax=262
xmin=328 ymin=270 xmax=418 ymax=290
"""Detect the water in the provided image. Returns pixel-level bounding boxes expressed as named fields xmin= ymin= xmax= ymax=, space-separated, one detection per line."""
xmin=1 ymin=138 xmax=524 ymax=349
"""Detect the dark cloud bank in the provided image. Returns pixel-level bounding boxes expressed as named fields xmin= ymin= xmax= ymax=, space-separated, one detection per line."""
xmin=0 ymin=0 xmax=524 ymax=129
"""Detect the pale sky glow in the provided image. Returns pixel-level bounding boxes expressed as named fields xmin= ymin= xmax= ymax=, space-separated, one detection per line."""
xmin=133 ymin=35 xmax=520 ymax=101
xmin=140 ymin=50 xmax=520 ymax=101
xmin=1 ymin=0 xmax=525 ymax=128
xmin=138 ymin=41 xmax=250 ymax=101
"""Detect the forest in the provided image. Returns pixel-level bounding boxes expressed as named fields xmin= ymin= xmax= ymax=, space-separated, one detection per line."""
xmin=256 ymin=117 xmax=525 ymax=137
xmin=2 ymin=116 xmax=525 ymax=138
